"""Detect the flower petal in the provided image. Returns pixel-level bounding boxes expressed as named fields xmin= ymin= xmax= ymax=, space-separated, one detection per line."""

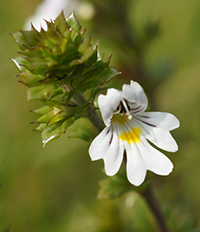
xmin=138 ymin=138 xmax=173 ymax=176
xmin=89 ymin=127 xmax=112 ymax=161
xmin=137 ymin=112 xmax=180 ymax=131
xmin=147 ymin=128 xmax=178 ymax=152
xmin=125 ymin=142 xmax=147 ymax=186
xmin=89 ymin=125 xmax=124 ymax=176
xmin=122 ymin=81 xmax=148 ymax=112
xmin=131 ymin=117 xmax=178 ymax=152
xmin=103 ymin=125 xmax=124 ymax=176
xmin=98 ymin=88 xmax=122 ymax=126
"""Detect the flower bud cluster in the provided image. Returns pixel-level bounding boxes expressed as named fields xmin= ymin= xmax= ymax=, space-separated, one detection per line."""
xmin=12 ymin=12 xmax=119 ymax=145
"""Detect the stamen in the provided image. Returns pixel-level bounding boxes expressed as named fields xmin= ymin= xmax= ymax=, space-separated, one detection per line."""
xmin=121 ymin=99 xmax=131 ymax=117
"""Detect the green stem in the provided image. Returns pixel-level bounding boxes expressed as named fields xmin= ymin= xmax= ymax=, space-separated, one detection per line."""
xmin=142 ymin=185 xmax=170 ymax=232
xmin=73 ymin=92 xmax=104 ymax=132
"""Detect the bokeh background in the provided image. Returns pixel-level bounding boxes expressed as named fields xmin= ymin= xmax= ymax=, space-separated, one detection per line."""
xmin=1 ymin=0 xmax=200 ymax=231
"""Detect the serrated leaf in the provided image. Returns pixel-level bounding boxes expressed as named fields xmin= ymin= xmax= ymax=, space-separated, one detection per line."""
xmin=31 ymin=106 xmax=52 ymax=115
xmin=66 ymin=12 xmax=81 ymax=39
xmin=79 ymin=38 xmax=92 ymax=54
xmin=85 ymin=47 xmax=98 ymax=65
xmin=41 ymin=117 xmax=75 ymax=146
xmin=34 ymin=123 xmax=46 ymax=132
xmin=17 ymin=71 xmax=44 ymax=87
xmin=54 ymin=11 xmax=69 ymax=33
xmin=41 ymin=121 xmax=63 ymax=146
xmin=61 ymin=118 xmax=75 ymax=133
xmin=27 ymin=83 xmax=65 ymax=101
xmin=20 ymin=29 xmax=40 ymax=47
xmin=69 ymin=45 xmax=95 ymax=66
xmin=47 ymin=111 xmax=70 ymax=126
xmin=83 ymin=79 xmax=103 ymax=89
xmin=12 ymin=57 xmax=30 ymax=72
xmin=99 ymin=66 xmax=119 ymax=82
xmin=11 ymin=32 xmax=29 ymax=50
xmin=27 ymin=85 xmax=47 ymax=100
xmin=33 ymin=107 xmax=61 ymax=124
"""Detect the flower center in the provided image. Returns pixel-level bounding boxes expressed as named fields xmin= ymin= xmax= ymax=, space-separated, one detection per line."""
xmin=112 ymin=114 xmax=127 ymax=124
xmin=115 ymin=99 xmax=132 ymax=120
xmin=112 ymin=100 xmax=133 ymax=124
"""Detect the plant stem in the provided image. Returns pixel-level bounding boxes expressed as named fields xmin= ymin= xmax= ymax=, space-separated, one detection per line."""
xmin=73 ymin=92 xmax=105 ymax=132
xmin=142 ymin=185 xmax=170 ymax=232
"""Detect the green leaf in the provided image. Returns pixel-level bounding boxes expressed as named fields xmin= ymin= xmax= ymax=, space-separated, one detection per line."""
xmin=27 ymin=85 xmax=47 ymax=100
xmin=98 ymin=166 xmax=150 ymax=200
xmin=92 ymin=87 xmax=105 ymax=100
xmin=11 ymin=31 xmax=29 ymax=50
xmin=11 ymin=57 xmax=31 ymax=72
xmin=66 ymin=118 xmax=93 ymax=142
xmin=41 ymin=122 xmax=63 ymax=146
xmin=33 ymin=107 xmax=62 ymax=124
xmin=54 ymin=11 xmax=69 ymax=33
xmin=98 ymin=167 xmax=133 ymax=199
xmin=27 ymin=84 xmax=64 ymax=101
xmin=20 ymin=29 xmax=40 ymax=47
xmin=47 ymin=111 xmax=71 ymax=126
xmin=31 ymin=106 xmax=52 ymax=116
xmin=34 ymin=123 xmax=46 ymax=132
xmin=41 ymin=118 xmax=76 ymax=146
xmin=99 ymin=66 xmax=120 ymax=82
xmin=85 ymin=46 xmax=98 ymax=65
xmin=66 ymin=12 xmax=81 ymax=39
xmin=17 ymin=71 xmax=44 ymax=87
xmin=61 ymin=118 xmax=75 ymax=133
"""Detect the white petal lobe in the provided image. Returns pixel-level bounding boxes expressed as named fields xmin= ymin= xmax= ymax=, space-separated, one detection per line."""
xmin=139 ymin=112 xmax=180 ymax=131
xmin=125 ymin=142 xmax=147 ymax=186
xmin=98 ymin=88 xmax=122 ymax=126
xmin=132 ymin=118 xmax=178 ymax=152
xmin=89 ymin=127 xmax=111 ymax=161
xmin=138 ymin=139 xmax=173 ymax=175
xmin=122 ymin=81 xmax=148 ymax=111
xmin=104 ymin=130 xmax=124 ymax=176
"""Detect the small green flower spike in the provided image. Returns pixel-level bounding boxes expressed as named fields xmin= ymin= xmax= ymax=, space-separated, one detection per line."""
xmin=11 ymin=12 xmax=119 ymax=146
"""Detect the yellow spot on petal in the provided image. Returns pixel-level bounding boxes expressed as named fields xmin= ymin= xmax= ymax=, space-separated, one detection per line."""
xmin=119 ymin=127 xmax=142 ymax=144
xmin=112 ymin=114 xmax=127 ymax=124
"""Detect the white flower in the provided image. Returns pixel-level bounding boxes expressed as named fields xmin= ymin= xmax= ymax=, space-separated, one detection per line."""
xmin=89 ymin=81 xmax=180 ymax=186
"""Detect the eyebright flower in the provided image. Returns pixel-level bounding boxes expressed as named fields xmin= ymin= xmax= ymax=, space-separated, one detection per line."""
xmin=89 ymin=81 xmax=180 ymax=186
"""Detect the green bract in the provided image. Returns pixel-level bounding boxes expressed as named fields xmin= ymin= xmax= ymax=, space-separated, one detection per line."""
xmin=12 ymin=12 xmax=119 ymax=146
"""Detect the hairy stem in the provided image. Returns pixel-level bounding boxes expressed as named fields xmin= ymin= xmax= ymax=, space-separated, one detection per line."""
xmin=142 ymin=185 xmax=170 ymax=232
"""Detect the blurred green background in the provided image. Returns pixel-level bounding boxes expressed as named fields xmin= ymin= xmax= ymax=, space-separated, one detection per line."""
xmin=1 ymin=0 xmax=200 ymax=231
